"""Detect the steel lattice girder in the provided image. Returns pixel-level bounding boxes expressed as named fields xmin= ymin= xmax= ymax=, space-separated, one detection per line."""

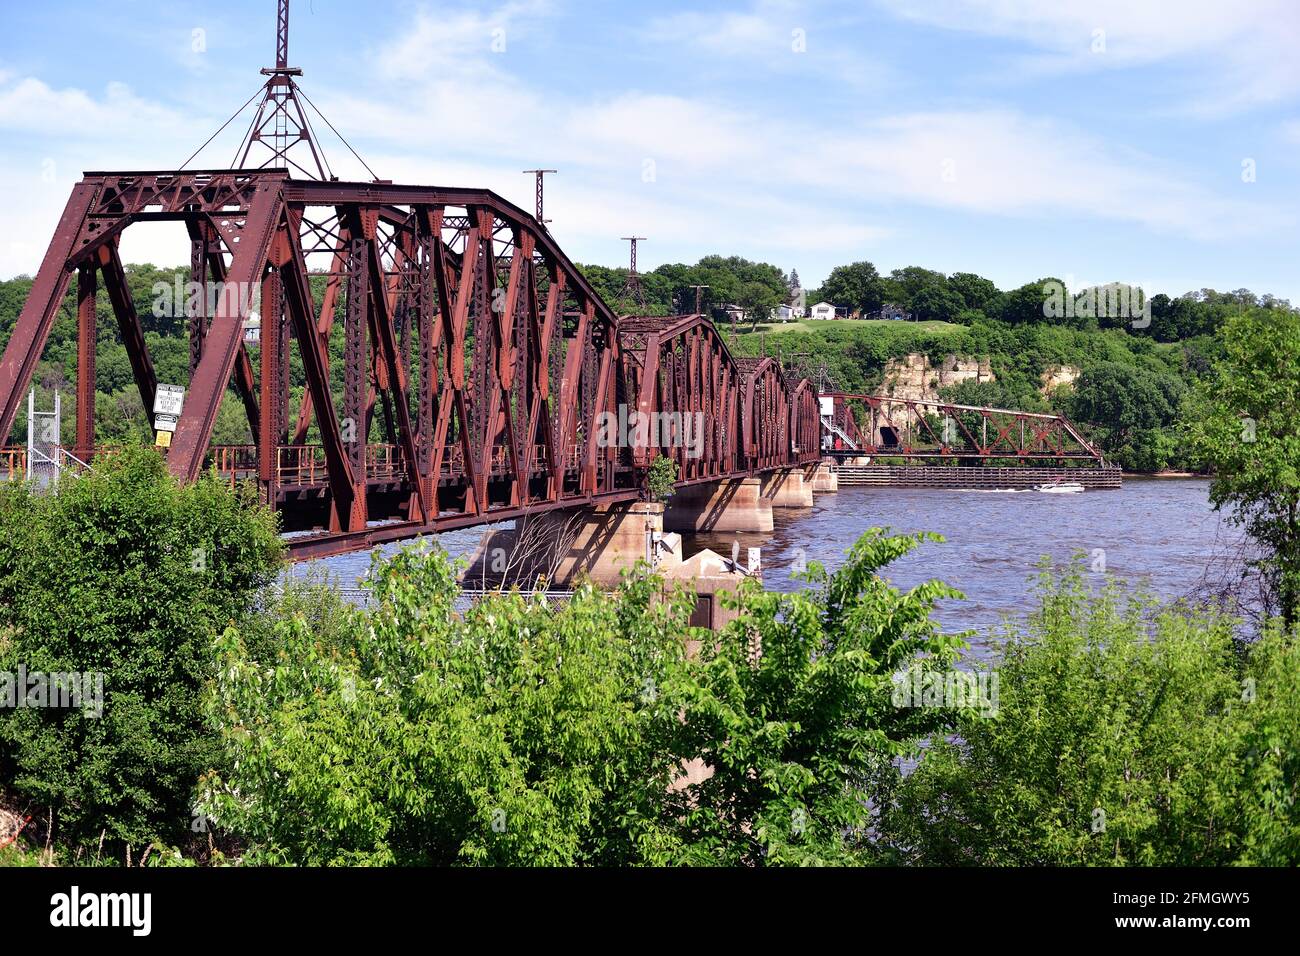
xmin=823 ymin=392 xmax=1104 ymax=461
xmin=0 ymin=170 xmax=822 ymax=557
xmin=617 ymin=314 xmax=820 ymax=476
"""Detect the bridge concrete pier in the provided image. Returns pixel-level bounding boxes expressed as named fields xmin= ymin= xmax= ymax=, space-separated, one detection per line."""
xmin=760 ymin=468 xmax=814 ymax=508
xmin=461 ymin=501 xmax=685 ymax=589
xmin=663 ymin=477 xmax=773 ymax=533
xmin=811 ymin=459 xmax=839 ymax=493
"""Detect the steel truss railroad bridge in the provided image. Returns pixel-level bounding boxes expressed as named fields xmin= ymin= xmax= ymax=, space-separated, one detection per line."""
xmin=0 ymin=1 xmax=1104 ymax=559
xmin=0 ymin=169 xmax=827 ymax=557
xmin=820 ymin=392 xmax=1104 ymax=462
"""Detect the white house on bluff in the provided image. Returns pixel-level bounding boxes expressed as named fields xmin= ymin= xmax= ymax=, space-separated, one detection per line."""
xmin=809 ymin=301 xmax=837 ymax=320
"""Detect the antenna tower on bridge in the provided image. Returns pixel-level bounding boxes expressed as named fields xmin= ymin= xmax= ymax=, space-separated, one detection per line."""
xmin=182 ymin=0 xmax=377 ymax=181
xmin=522 ymin=169 xmax=557 ymax=227
xmin=688 ymin=284 xmax=709 ymax=315
xmin=620 ymin=236 xmax=647 ymax=309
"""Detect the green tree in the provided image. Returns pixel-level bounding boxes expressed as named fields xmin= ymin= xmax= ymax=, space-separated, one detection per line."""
xmin=678 ymin=530 xmax=965 ymax=864
xmin=815 ymin=261 xmax=885 ymax=315
xmin=0 ymin=446 xmax=282 ymax=856
xmin=999 ymin=277 xmax=1062 ymax=325
xmin=948 ymin=272 xmax=1000 ymax=313
xmin=645 ymin=454 xmax=678 ymax=502
xmin=201 ymin=547 xmax=700 ymax=866
xmin=1070 ymin=360 xmax=1184 ymax=470
xmin=910 ymin=284 xmax=965 ymax=323
xmin=199 ymin=529 xmax=966 ymax=865
xmin=887 ymin=560 xmax=1300 ymax=865
xmin=1186 ymin=307 xmax=1300 ymax=625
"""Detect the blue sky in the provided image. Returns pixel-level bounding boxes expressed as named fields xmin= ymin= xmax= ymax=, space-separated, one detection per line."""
xmin=1 ymin=0 xmax=1298 ymax=301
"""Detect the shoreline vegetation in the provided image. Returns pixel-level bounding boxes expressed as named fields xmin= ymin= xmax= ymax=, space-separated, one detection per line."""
xmin=0 ymin=443 xmax=1295 ymax=867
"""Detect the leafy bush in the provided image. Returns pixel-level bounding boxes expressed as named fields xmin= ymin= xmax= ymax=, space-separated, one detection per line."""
xmin=0 ymin=445 xmax=282 ymax=857
xmin=201 ymin=544 xmax=699 ymax=865
xmin=199 ymin=530 xmax=966 ymax=865
xmin=886 ymin=561 xmax=1300 ymax=865
xmin=645 ymin=454 xmax=678 ymax=502
xmin=676 ymin=530 xmax=966 ymax=865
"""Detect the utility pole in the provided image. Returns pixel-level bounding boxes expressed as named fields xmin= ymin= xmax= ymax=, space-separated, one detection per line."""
xmin=619 ymin=236 xmax=647 ymax=310
xmin=522 ymin=169 xmax=557 ymax=226
xmin=688 ymin=284 xmax=709 ymax=315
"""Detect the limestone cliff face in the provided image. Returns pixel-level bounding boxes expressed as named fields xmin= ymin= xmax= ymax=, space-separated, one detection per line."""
xmin=1040 ymin=364 xmax=1081 ymax=393
xmin=871 ymin=353 xmax=996 ymax=444
xmin=880 ymin=353 xmax=995 ymax=404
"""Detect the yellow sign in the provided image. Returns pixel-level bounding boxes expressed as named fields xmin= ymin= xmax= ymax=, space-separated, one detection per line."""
xmin=155 ymin=430 xmax=172 ymax=448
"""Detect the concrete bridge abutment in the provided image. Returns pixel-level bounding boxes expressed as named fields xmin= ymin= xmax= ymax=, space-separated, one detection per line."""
xmin=811 ymin=459 xmax=839 ymax=493
xmin=662 ymin=477 xmax=773 ymax=533
xmin=760 ymin=467 xmax=814 ymax=508
xmin=462 ymin=501 xmax=683 ymax=589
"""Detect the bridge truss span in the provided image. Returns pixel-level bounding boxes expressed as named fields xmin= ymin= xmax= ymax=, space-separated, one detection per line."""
xmin=0 ymin=170 xmax=822 ymax=557
xmin=822 ymin=391 xmax=1105 ymax=464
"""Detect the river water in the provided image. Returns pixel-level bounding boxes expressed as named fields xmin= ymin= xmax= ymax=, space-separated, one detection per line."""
xmin=305 ymin=478 xmax=1232 ymax=653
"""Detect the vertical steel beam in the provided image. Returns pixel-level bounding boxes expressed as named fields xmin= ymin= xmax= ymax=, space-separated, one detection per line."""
xmin=258 ymin=267 xmax=282 ymax=491
xmin=188 ymin=231 xmax=208 ymax=377
xmin=343 ymin=228 xmax=370 ymax=519
xmin=75 ymin=265 xmax=97 ymax=456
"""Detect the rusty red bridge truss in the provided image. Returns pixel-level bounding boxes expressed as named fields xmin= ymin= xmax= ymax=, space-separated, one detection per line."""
xmin=0 ymin=169 xmax=822 ymax=557
xmin=821 ymin=392 xmax=1104 ymax=463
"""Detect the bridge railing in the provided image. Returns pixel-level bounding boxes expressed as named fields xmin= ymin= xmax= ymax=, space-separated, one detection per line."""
xmin=205 ymin=441 xmax=590 ymax=487
xmin=0 ymin=447 xmax=26 ymax=480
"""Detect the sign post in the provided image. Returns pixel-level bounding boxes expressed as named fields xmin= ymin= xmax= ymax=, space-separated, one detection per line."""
xmin=153 ymin=384 xmax=185 ymax=448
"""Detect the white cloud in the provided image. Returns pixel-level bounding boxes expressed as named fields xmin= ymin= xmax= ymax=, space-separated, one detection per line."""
xmin=0 ymin=2 xmax=1291 ymax=292
xmin=796 ymin=110 xmax=1287 ymax=240
xmin=647 ymin=1 xmax=894 ymax=90
xmin=0 ymin=76 xmax=196 ymax=140
xmin=874 ymin=0 xmax=1300 ymax=113
xmin=377 ymin=0 xmax=554 ymax=82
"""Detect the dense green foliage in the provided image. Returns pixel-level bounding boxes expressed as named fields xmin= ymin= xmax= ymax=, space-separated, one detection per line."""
xmin=730 ymin=316 xmax=1215 ymax=470
xmin=0 ymin=445 xmax=1295 ymax=866
xmin=198 ymin=530 xmax=963 ymax=865
xmin=579 ymin=254 xmax=792 ymax=328
xmin=645 ymin=454 xmax=678 ymax=502
xmin=886 ymin=561 xmax=1300 ymax=865
xmin=1185 ymin=306 xmax=1300 ymax=625
xmin=0 ymin=446 xmax=282 ymax=856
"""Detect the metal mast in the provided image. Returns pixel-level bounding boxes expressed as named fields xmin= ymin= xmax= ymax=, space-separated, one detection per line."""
xmin=619 ymin=236 xmax=647 ymax=309
xmin=522 ymin=169 xmax=557 ymax=226
xmin=236 ymin=0 xmax=330 ymax=178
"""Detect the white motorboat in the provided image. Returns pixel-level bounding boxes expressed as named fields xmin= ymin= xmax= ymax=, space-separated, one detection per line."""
xmin=1034 ymin=479 xmax=1085 ymax=493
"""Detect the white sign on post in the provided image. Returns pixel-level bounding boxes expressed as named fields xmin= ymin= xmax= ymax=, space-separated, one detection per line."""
xmin=153 ymin=384 xmax=185 ymax=433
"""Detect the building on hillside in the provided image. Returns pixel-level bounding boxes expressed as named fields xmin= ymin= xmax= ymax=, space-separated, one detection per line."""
xmin=773 ymin=303 xmax=806 ymax=322
xmin=879 ymin=303 xmax=912 ymax=321
xmin=809 ymin=301 xmax=837 ymax=320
